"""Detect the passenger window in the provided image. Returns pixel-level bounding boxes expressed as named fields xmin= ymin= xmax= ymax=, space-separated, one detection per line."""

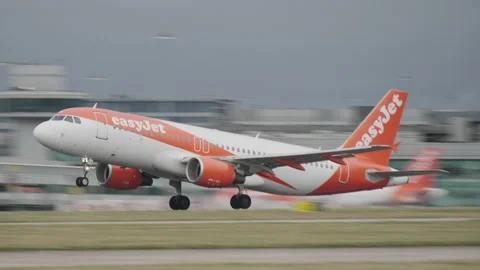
xmin=51 ymin=115 xmax=65 ymax=121
xmin=64 ymin=116 xmax=74 ymax=123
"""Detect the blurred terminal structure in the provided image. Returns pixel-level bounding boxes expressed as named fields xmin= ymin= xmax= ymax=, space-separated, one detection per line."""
xmin=0 ymin=63 xmax=479 ymax=210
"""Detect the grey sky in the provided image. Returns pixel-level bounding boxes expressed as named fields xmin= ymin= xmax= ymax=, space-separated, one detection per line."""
xmin=0 ymin=0 xmax=479 ymax=109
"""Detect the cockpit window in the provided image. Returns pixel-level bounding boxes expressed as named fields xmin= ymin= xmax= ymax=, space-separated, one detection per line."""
xmin=51 ymin=115 xmax=65 ymax=121
xmin=73 ymin=117 xmax=82 ymax=124
xmin=64 ymin=116 xmax=74 ymax=123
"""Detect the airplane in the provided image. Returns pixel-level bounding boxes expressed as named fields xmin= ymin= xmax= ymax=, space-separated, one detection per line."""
xmin=0 ymin=89 xmax=447 ymax=211
xmin=214 ymin=147 xmax=448 ymax=208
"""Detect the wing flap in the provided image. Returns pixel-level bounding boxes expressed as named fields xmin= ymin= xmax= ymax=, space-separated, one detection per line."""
xmin=0 ymin=163 xmax=92 ymax=176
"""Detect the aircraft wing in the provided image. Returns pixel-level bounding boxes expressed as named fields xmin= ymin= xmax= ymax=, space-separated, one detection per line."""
xmin=215 ymin=145 xmax=391 ymax=173
xmin=0 ymin=163 xmax=93 ymax=176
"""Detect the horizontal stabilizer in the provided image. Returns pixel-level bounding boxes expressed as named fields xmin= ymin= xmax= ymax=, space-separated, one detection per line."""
xmin=368 ymin=169 xmax=448 ymax=178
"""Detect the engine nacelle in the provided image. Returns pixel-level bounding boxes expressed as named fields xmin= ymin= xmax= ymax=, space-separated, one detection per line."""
xmin=95 ymin=163 xmax=153 ymax=190
xmin=185 ymin=157 xmax=245 ymax=188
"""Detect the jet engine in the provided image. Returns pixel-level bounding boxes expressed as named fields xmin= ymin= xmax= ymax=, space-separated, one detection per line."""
xmin=95 ymin=163 xmax=153 ymax=190
xmin=185 ymin=157 xmax=245 ymax=188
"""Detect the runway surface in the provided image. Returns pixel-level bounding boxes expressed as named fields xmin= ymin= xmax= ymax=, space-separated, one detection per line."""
xmin=1 ymin=217 xmax=478 ymax=226
xmin=1 ymin=247 xmax=479 ymax=267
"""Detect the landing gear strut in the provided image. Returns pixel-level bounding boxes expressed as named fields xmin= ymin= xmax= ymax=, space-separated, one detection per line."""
xmin=169 ymin=180 xmax=190 ymax=210
xmin=230 ymin=184 xmax=251 ymax=210
xmin=76 ymin=156 xmax=93 ymax=187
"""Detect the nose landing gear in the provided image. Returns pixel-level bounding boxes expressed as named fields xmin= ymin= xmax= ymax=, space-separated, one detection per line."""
xmin=75 ymin=176 xmax=89 ymax=187
xmin=75 ymin=156 xmax=93 ymax=187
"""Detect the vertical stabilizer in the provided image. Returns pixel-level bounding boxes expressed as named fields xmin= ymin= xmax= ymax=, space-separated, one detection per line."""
xmin=342 ymin=89 xmax=409 ymax=165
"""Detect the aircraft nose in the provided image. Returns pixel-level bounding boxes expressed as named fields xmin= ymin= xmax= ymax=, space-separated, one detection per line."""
xmin=33 ymin=122 xmax=50 ymax=146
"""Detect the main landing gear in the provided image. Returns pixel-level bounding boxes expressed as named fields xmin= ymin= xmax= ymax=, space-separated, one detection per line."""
xmin=75 ymin=156 xmax=93 ymax=187
xmin=230 ymin=185 xmax=251 ymax=210
xmin=169 ymin=180 xmax=190 ymax=210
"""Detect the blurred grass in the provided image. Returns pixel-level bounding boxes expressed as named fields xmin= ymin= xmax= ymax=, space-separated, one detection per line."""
xmin=1 ymin=207 xmax=479 ymax=223
xmin=1 ymin=221 xmax=479 ymax=250
xmin=2 ymin=262 xmax=480 ymax=270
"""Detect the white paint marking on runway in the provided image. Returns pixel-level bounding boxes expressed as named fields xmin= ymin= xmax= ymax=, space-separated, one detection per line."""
xmin=0 ymin=247 xmax=479 ymax=267
xmin=0 ymin=217 xmax=478 ymax=226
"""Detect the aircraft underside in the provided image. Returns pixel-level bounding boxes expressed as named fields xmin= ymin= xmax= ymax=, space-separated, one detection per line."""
xmin=73 ymin=157 xmax=254 ymax=210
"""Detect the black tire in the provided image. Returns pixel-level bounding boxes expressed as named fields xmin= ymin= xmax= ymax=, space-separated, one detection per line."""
xmin=179 ymin=195 xmax=190 ymax=210
xmin=230 ymin=195 xmax=240 ymax=210
xmin=81 ymin=177 xmax=89 ymax=187
xmin=169 ymin=196 xmax=179 ymax=210
xmin=75 ymin=177 xmax=82 ymax=187
xmin=239 ymin=194 xmax=252 ymax=209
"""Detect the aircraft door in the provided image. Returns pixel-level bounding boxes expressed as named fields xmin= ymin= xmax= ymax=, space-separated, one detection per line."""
xmin=194 ymin=137 xmax=210 ymax=154
xmin=194 ymin=137 xmax=202 ymax=152
xmin=338 ymin=159 xmax=350 ymax=184
xmin=94 ymin=112 xmax=108 ymax=140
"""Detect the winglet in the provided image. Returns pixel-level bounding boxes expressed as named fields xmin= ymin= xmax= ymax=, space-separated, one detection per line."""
xmin=93 ymin=103 xmax=98 ymax=108
xmin=255 ymin=133 xmax=260 ymax=139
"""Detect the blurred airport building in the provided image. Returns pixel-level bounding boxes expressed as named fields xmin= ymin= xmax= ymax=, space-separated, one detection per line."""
xmin=0 ymin=63 xmax=479 ymax=210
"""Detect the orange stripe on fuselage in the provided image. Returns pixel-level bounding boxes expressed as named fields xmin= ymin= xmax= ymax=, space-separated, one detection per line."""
xmin=307 ymin=157 xmax=390 ymax=195
xmin=59 ymin=107 xmax=232 ymax=156
xmin=58 ymin=107 xmax=296 ymax=189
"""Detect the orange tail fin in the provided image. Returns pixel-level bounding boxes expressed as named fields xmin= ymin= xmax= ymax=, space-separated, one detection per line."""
xmin=403 ymin=147 xmax=442 ymax=188
xmin=393 ymin=148 xmax=442 ymax=203
xmin=342 ymin=89 xmax=409 ymax=165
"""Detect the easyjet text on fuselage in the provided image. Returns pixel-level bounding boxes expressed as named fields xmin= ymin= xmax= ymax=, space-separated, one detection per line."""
xmin=111 ymin=117 xmax=167 ymax=134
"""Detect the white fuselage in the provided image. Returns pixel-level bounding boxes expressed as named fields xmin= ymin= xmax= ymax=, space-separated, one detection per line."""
xmin=33 ymin=111 xmax=406 ymax=196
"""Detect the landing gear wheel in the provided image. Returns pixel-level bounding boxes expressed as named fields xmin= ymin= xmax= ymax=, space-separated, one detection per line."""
xmin=75 ymin=177 xmax=82 ymax=187
xmin=81 ymin=177 xmax=89 ymax=187
xmin=169 ymin=196 xmax=179 ymax=210
xmin=230 ymin=194 xmax=251 ymax=210
xmin=75 ymin=177 xmax=89 ymax=187
xmin=178 ymin=195 xmax=190 ymax=210
xmin=169 ymin=195 xmax=190 ymax=210
xmin=230 ymin=195 xmax=240 ymax=210
xmin=238 ymin=194 xmax=251 ymax=209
